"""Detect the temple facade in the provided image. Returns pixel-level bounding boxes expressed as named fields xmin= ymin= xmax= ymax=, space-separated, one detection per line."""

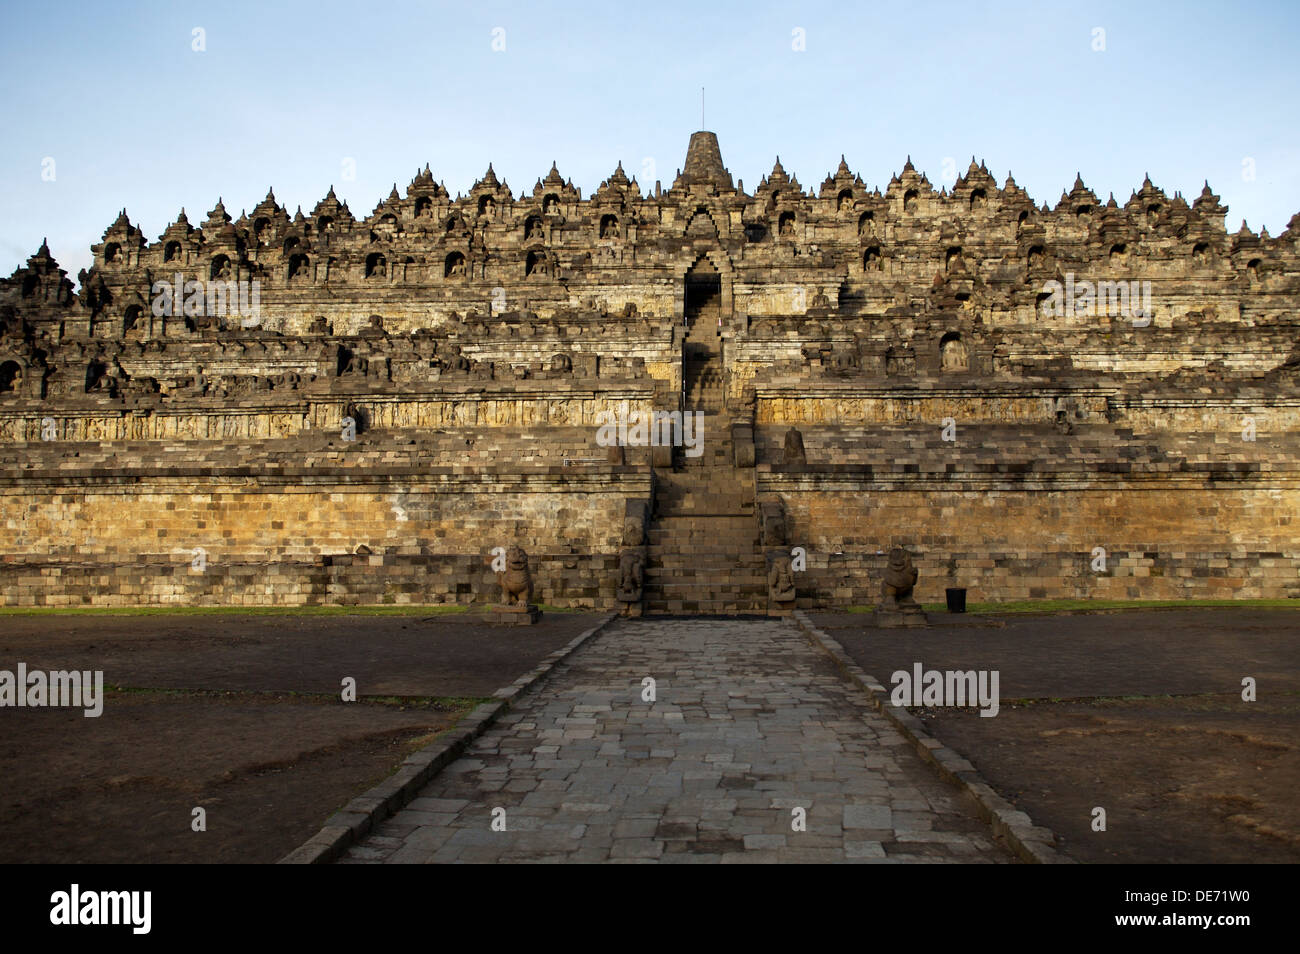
xmin=2 ymin=131 xmax=1297 ymax=610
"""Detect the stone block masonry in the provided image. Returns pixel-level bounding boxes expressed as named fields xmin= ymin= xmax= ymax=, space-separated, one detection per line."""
xmin=2 ymin=131 xmax=1298 ymax=609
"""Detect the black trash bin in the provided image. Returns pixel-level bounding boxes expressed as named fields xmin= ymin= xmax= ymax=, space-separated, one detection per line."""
xmin=945 ymin=587 xmax=967 ymax=613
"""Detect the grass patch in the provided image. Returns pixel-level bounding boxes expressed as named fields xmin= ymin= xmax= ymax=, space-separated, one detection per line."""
xmin=104 ymin=685 xmax=491 ymax=709
xmin=0 ymin=602 xmax=604 ymax=618
xmin=842 ymin=598 xmax=1300 ymax=616
xmin=0 ymin=603 xmax=471 ymax=618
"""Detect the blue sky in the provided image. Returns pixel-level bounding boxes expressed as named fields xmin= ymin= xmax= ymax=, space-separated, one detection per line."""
xmin=2 ymin=0 xmax=1297 ymax=282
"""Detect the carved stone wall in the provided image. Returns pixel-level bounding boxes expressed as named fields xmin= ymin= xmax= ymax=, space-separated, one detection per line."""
xmin=1 ymin=131 xmax=1297 ymax=608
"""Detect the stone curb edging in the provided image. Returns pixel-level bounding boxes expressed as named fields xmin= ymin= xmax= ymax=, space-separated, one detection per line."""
xmin=277 ymin=611 xmax=621 ymax=864
xmin=792 ymin=610 xmax=1074 ymax=865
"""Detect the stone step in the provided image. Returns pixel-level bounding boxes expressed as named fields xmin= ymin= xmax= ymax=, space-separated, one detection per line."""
xmin=650 ymin=510 xmax=753 ymax=520
xmin=658 ymin=450 xmax=742 ymax=464
xmin=648 ymin=539 xmax=759 ymax=550
xmin=647 ymin=532 xmax=760 ymax=543
xmin=644 ymin=573 xmax=766 ymax=586
xmin=643 ymin=375 xmax=763 ymax=614
xmin=646 ymin=542 xmax=761 ymax=555
xmin=643 ymin=596 xmax=768 ymax=610
xmin=654 ymin=476 xmax=750 ymax=492
xmin=655 ymin=479 xmax=748 ymax=492
xmin=642 ymin=590 xmax=769 ymax=605
xmin=665 ymin=463 xmax=740 ymax=474
xmin=656 ymin=467 xmax=747 ymax=479
xmin=648 ymin=538 xmax=760 ymax=550
xmin=656 ymin=512 xmax=753 ymax=523
xmin=644 ymin=566 xmax=764 ymax=582
xmin=650 ymin=502 xmax=753 ymax=515
xmin=657 ymin=447 xmax=736 ymax=459
xmin=668 ymin=491 xmax=745 ymax=503
xmin=647 ymin=528 xmax=758 ymax=541
xmin=656 ymin=494 xmax=753 ymax=509
xmin=648 ymin=529 xmax=759 ymax=542
xmin=668 ymin=467 xmax=744 ymax=478
xmin=645 ymin=556 xmax=766 ymax=570
xmin=667 ymin=441 xmax=734 ymax=454
xmin=655 ymin=483 xmax=749 ymax=496
xmin=647 ymin=548 xmax=759 ymax=564
xmin=648 ymin=519 xmax=756 ymax=534
xmin=639 ymin=591 xmax=767 ymax=617
xmin=642 ymin=604 xmax=769 ymax=615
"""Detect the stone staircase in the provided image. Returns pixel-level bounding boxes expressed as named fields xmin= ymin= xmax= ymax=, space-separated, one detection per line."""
xmin=643 ymin=318 xmax=766 ymax=615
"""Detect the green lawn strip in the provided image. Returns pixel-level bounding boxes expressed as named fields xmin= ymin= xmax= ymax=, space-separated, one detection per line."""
xmin=843 ymin=598 xmax=1300 ymax=616
xmin=906 ymin=689 xmax=1300 ymax=713
xmin=994 ymin=690 xmax=1300 ymax=707
xmin=0 ymin=603 xmax=471 ymax=617
xmin=103 ymin=685 xmax=491 ymax=710
xmin=0 ymin=602 xmax=600 ymax=617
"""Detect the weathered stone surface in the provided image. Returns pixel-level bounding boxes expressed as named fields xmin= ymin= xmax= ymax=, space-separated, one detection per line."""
xmin=767 ymin=550 xmax=797 ymax=614
xmin=873 ymin=548 xmax=928 ymax=627
xmin=339 ymin=618 xmax=1015 ymax=863
xmin=2 ymin=132 xmax=1298 ymax=609
xmin=616 ymin=547 xmax=645 ymax=611
xmin=496 ymin=546 xmax=534 ymax=606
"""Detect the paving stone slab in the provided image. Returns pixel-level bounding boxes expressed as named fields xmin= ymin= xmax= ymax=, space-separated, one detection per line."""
xmin=340 ymin=618 xmax=1018 ymax=864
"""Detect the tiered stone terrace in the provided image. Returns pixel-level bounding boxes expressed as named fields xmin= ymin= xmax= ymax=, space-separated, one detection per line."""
xmin=2 ymin=131 xmax=1297 ymax=609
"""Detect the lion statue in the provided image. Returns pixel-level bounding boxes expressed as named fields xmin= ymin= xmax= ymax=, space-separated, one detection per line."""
xmin=617 ymin=549 xmax=645 ymax=602
xmin=880 ymin=547 xmax=918 ymax=606
xmin=497 ymin=546 xmax=533 ymax=606
xmin=768 ymin=554 xmax=796 ymax=603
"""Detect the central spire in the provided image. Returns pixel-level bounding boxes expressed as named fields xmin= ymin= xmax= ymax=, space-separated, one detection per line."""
xmin=681 ymin=130 xmax=733 ymax=190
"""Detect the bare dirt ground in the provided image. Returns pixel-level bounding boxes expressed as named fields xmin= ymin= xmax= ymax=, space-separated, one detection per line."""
xmin=0 ymin=612 xmax=598 ymax=863
xmin=5 ymin=608 xmax=1294 ymax=864
xmin=813 ymin=609 xmax=1300 ymax=864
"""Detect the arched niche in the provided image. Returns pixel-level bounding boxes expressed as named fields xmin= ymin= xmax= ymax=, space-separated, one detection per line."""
xmin=124 ymin=304 xmax=144 ymax=337
xmin=676 ymin=249 xmax=734 ymax=325
xmin=939 ymin=331 xmax=969 ymax=372
xmin=525 ymin=250 xmax=548 ymax=278
xmin=0 ymin=359 xmax=24 ymax=394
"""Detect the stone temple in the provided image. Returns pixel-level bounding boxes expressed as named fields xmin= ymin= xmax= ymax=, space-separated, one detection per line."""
xmin=1 ymin=131 xmax=1298 ymax=612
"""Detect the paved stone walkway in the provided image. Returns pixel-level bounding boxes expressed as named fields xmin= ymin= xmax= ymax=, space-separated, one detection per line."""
xmin=341 ymin=618 xmax=1014 ymax=863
